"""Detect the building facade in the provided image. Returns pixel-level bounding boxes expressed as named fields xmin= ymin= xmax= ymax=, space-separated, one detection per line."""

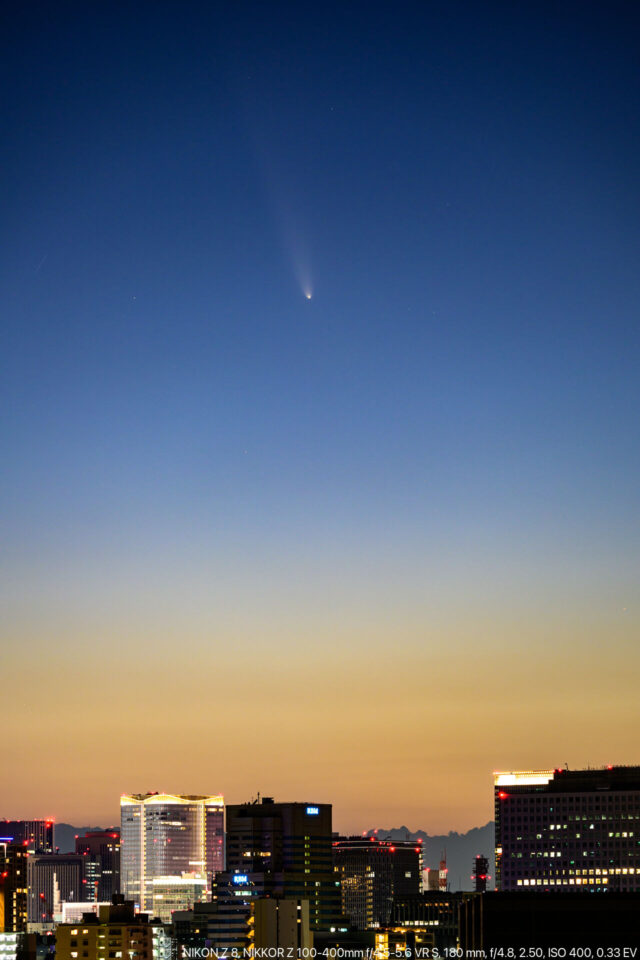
xmin=75 ymin=831 xmax=120 ymax=903
xmin=389 ymin=891 xmax=466 ymax=953
xmin=333 ymin=837 xmax=422 ymax=929
xmin=26 ymin=855 xmax=84 ymax=924
xmin=120 ymin=793 xmax=224 ymax=912
xmin=150 ymin=874 xmax=207 ymax=923
xmin=55 ymin=897 xmax=170 ymax=960
xmin=495 ymin=766 xmax=640 ymax=891
xmin=252 ymin=898 xmax=312 ymax=951
xmin=225 ymin=799 xmax=342 ymax=931
xmin=0 ymin=823 xmax=53 ymax=855
xmin=0 ymin=844 xmax=28 ymax=933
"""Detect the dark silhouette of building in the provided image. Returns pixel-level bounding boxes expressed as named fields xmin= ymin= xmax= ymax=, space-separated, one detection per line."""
xmin=389 ymin=891 xmax=465 ymax=952
xmin=460 ymin=891 xmax=640 ymax=949
xmin=26 ymin=855 xmax=84 ymax=923
xmin=471 ymin=855 xmax=489 ymax=893
xmin=333 ymin=836 xmax=422 ymax=929
xmin=225 ymin=798 xmax=342 ymax=931
xmin=494 ymin=766 xmax=640 ymax=891
xmin=75 ymin=831 xmax=120 ymax=902
xmin=0 ymin=843 xmax=28 ymax=932
xmin=0 ymin=823 xmax=53 ymax=855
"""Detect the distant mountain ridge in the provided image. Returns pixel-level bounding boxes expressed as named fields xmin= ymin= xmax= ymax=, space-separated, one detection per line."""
xmin=54 ymin=823 xmax=109 ymax=853
xmin=365 ymin=822 xmax=495 ymax=891
xmin=54 ymin=820 xmax=495 ymax=892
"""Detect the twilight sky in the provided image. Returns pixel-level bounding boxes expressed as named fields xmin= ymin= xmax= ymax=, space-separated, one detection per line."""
xmin=1 ymin=1 xmax=639 ymax=834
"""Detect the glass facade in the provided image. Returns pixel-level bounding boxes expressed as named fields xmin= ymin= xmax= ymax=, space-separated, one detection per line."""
xmin=120 ymin=794 xmax=224 ymax=911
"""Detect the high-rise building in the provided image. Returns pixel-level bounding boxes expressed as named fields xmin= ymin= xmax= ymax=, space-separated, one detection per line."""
xmin=0 ymin=823 xmax=53 ymax=855
xmin=27 ymin=855 xmax=84 ymax=924
xmin=0 ymin=844 xmax=28 ymax=933
xmin=207 ymin=873 xmax=262 ymax=951
xmin=494 ymin=766 xmax=640 ymax=891
xmin=75 ymin=831 xmax=120 ymax=903
xmin=225 ymin=798 xmax=342 ymax=931
xmin=120 ymin=793 xmax=224 ymax=911
xmin=332 ymin=836 xmax=422 ymax=929
xmin=471 ymin=856 xmax=489 ymax=893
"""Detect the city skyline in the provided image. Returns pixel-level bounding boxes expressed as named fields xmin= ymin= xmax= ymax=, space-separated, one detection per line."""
xmin=2 ymin=1 xmax=639 ymax=835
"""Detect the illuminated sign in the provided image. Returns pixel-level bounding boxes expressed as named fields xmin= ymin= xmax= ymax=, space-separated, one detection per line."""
xmin=306 ymin=806 xmax=319 ymax=815
xmin=494 ymin=771 xmax=554 ymax=787
xmin=232 ymin=874 xmax=248 ymax=884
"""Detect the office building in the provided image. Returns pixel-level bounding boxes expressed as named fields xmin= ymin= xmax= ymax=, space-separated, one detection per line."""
xmin=207 ymin=873 xmax=260 ymax=951
xmin=172 ymin=876 xmax=257 ymax=953
xmin=494 ymin=766 xmax=640 ymax=891
xmin=120 ymin=793 xmax=224 ymax=911
xmin=0 ymin=824 xmax=53 ymax=856
xmin=389 ymin=891 xmax=468 ymax=953
xmin=0 ymin=844 xmax=28 ymax=933
xmin=225 ymin=798 xmax=343 ymax=931
xmin=75 ymin=831 xmax=120 ymax=903
xmin=333 ymin=836 xmax=422 ymax=929
xmin=471 ymin=855 xmax=489 ymax=893
xmin=173 ymin=884 xmax=312 ymax=955
xmin=26 ymin=855 xmax=84 ymax=924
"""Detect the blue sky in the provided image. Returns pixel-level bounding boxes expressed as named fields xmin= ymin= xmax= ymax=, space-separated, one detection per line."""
xmin=1 ymin=1 xmax=639 ymax=829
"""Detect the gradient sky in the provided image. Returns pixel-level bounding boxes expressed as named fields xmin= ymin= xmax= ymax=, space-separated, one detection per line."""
xmin=1 ymin=1 xmax=639 ymax=835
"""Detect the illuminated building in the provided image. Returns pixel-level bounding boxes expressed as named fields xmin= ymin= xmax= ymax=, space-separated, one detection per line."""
xmin=0 ymin=844 xmax=28 ymax=933
xmin=332 ymin=836 xmax=422 ymax=929
xmin=120 ymin=793 xmax=224 ymax=911
xmin=26 ymin=855 xmax=84 ymax=925
xmin=494 ymin=766 xmax=640 ymax=891
xmin=0 ymin=824 xmax=53 ymax=856
xmin=55 ymin=896 xmax=171 ymax=960
xmin=150 ymin=873 xmax=206 ymax=923
xmin=0 ymin=932 xmax=36 ymax=960
xmin=171 ymin=874 xmax=258 ymax=952
xmin=207 ymin=873 xmax=258 ymax=951
xmin=75 ymin=832 xmax=120 ymax=903
xmin=57 ymin=903 xmax=109 ymax=924
xmin=225 ymin=798 xmax=342 ymax=931
xmin=0 ymin=933 xmax=23 ymax=960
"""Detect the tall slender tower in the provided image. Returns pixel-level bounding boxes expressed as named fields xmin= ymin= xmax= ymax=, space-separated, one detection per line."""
xmin=120 ymin=793 xmax=224 ymax=911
